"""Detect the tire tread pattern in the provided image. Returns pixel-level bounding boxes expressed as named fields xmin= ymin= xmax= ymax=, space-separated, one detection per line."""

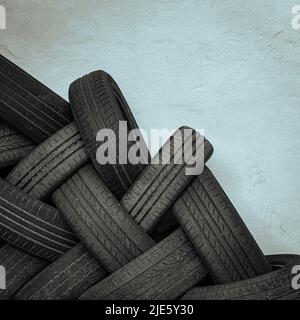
xmin=173 ymin=166 xmax=272 ymax=284
xmin=181 ymin=255 xmax=300 ymax=300
xmin=0 ymin=55 xmax=73 ymax=142
xmin=0 ymin=179 xmax=78 ymax=260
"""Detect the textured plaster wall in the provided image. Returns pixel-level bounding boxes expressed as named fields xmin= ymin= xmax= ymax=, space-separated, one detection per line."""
xmin=0 ymin=0 xmax=299 ymax=254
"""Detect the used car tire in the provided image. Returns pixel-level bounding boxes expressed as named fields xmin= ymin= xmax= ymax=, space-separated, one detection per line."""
xmin=20 ymin=131 xmax=213 ymax=300
xmin=0 ymin=122 xmax=88 ymax=299
xmin=181 ymin=255 xmax=300 ymax=300
xmin=173 ymin=166 xmax=272 ymax=284
xmin=52 ymin=164 xmax=156 ymax=272
xmin=0 ymin=245 xmax=48 ymax=300
xmin=80 ymin=228 xmax=208 ymax=300
xmin=14 ymin=243 xmax=107 ymax=301
xmin=122 ymin=128 xmax=213 ymax=233
xmin=0 ymin=123 xmax=34 ymax=168
xmin=0 ymin=55 xmax=73 ymax=142
xmin=7 ymin=122 xmax=89 ymax=200
xmin=0 ymin=121 xmax=87 ymax=299
xmin=0 ymin=56 xmax=76 ymax=299
xmin=52 ymin=129 xmax=211 ymax=272
xmin=0 ymin=178 xmax=78 ymax=260
xmin=69 ymin=70 xmax=149 ymax=199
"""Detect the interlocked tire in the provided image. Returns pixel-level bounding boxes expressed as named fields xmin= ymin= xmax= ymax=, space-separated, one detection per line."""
xmin=181 ymin=255 xmax=300 ymax=300
xmin=52 ymin=164 xmax=156 ymax=272
xmin=14 ymin=243 xmax=108 ymax=301
xmin=7 ymin=122 xmax=89 ymax=200
xmin=20 ymin=132 xmax=213 ymax=300
xmin=0 ymin=59 xmax=76 ymax=298
xmin=69 ymin=70 xmax=149 ymax=199
xmin=122 ymin=129 xmax=213 ymax=233
xmin=0 ymin=55 xmax=73 ymax=142
xmin=0 ymin=123 xmax=34 ymax=168
xmin=0 ymin=244 xmax=48 ymax=300
xmin=80 ymin=228 xmax=208 ymax=300
xmin=52 ymin=130 xmax=210 ymax=272
xmin=0 ymin=122 xmax=88 ymax=299
xmin=0 ymin=178 xmax=78 ymax=260
xmin=173 ymin=166 xmax=272 ymax=284
xmin=2 ymin=123 xmax=88 ymax=299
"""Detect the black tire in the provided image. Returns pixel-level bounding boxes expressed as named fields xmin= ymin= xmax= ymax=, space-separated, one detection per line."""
xmin=173 ymin=166 xmax=272 ymax=284
xmin=0 ymin=178 xmax=78 ymax=260
xmin=69 ymin=70 xmax=149 ymax=199
xmin=2 ymin=123 xmax=88 ymax=299
xmin=14 ymin=243 xmax=107 ymax=300
xmin=122 ymin=128 xmax=213 ymax=233
xmin=0 ymin=123 xmax=34 ymax=168
xmin=0 ymin=55 xmax=73 ymax=142
xmin=7 ymin=122 xmax=89 ymax=200
xmin=181 ymin=255 xmax=300 ymax=300
xmin=80 ymin=228 xmax=208 ymax=300
xmin=0 ymin=244 xmax=48 ymax=300
xmin=52 ymin=165 xmax=156 ymax=272
xmin=20 ymin=130 xmax=211 ymax=300
xmin=52 ymin=129 xmax=210 ymax=271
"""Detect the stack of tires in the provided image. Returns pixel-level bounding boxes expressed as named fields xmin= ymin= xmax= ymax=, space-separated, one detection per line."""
xmin=0 ymin=54 xmax=298 ymax=300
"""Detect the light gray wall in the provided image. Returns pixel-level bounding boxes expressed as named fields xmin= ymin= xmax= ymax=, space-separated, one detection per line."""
xmin=1 ymin=0 xmax=299 ymax=254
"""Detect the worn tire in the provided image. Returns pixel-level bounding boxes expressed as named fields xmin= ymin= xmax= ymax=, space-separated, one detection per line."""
xmin=14 ymin=243 xmax=107 ymax=300
xmin=173 ymin=166 xmax=272 ymax=284
xmin=52 ymin=129 xmax=210 ymax=271
xmin=181 ymin=255 xmax=300 ymax=300
xmin=7 ymin=122 xmax=89 ymax=200
xmin=0 ymin=178 xmax=78 ymax=260
xmin=0 ymin=123 xmax=34 ymax=168
xmin=52 ymin=165 xmax=155 ymax=272
xmin=19 ymin=129 xmax=211 ymax=300
xmin=0 ymin=244 xmax=48 ymax=300
xmin=80 ymin=228 xmax=208 ymax=300
xmin=0 ymin=55 xmax=73 ymax=142
xmin=3 ymin=123 xmax=88 ymax=299
xmin=69 ymin=70 xmax=148 ymax=199
xmin=122 ymin=128 xmax=213 ymax=233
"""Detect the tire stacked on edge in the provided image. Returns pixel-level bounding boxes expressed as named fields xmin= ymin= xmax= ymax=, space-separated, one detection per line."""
xmin=0 ymin=55 xmax=298 ymax=301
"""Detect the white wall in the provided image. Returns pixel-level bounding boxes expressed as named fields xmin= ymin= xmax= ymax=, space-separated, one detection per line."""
xmin=0 ymin=0 xmax=299 ymax=254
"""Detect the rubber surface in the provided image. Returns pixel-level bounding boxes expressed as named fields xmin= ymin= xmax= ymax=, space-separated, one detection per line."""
xmin=69 ymin=70 xmax=149 ymax=198
xmin=0 ymin=55 xmax=73 ymax=142
xmin=80 ymin=228 xmax=208 ymax=300
xmin=0 ymin=178 xmax=78 ymax=260
xmin=7 ymin=122 xmax=89 ymax=200
xmin=52 ymin=165 xmax=156 ymax=272
xmin=0 ymin=123 xmax=34 ymax=168
xmin=19 ymin=132 xmax=212 ymax=300
xmin=173 ymin=166 xmax=272 ymax=284
xmin=122 ymin=129 xmax=213 ymax=233
xmin=14 ymin=243 xmax=108 ymax=300
xmin=0 ymin=244 xmax=48 ymax=300
xmin=181 ymin=255 xmax=300 ymax=300
xmin=2 ymin=123 xmax=88 ymax=299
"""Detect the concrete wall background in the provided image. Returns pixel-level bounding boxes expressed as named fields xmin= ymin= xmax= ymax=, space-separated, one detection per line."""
xmin=0 ymin=0 xmax=299 ymax=254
